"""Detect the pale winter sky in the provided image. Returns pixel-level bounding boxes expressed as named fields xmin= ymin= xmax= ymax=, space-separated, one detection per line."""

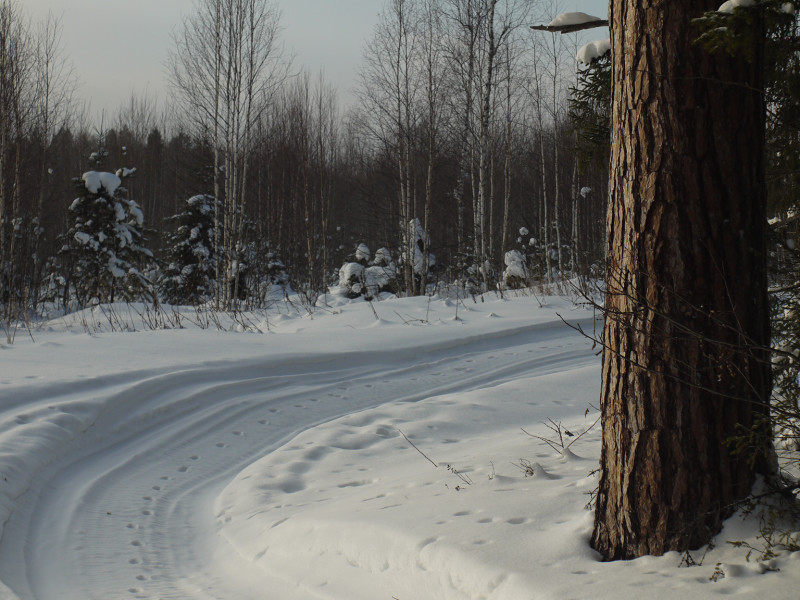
xmin=22 ymin=0 xmax=609 ymax=123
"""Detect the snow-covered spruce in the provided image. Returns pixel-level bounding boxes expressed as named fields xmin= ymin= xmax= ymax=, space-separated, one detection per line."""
xmin=160 ymin=194 xmax=218 ymax=305
xmin=55 ymin=168 xmax=153 ymax=306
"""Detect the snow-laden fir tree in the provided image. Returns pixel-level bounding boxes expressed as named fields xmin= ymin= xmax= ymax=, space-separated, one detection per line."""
xmin=57 ymin=168 xmax=153 ymax=306
xmin=160 ymin=194 xmax=217 ymax=305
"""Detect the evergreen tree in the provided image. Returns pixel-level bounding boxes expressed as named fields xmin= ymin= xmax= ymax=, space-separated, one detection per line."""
xmin=568 ymin=50 xmax=611 ymax=170
xmin=57 ymin=168 xmax=153 ymax=306
xmin=160 ymin=194 xmax=217 ymax=305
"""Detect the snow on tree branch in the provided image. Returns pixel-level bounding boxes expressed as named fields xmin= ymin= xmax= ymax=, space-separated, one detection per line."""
xmin=531 ymin=12 xmax=608 ymax=34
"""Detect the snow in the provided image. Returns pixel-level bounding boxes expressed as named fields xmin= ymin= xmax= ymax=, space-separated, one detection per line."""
xmin=82 ymin=171 xmax=122 ymax=195
xmin=0 ymin=293 xmax=798 ymax=599
xmin=72 ymin=231 xmax=95 ymax=249
xmin=577 ymin=39 xmax=611 ymax=65
xmin=355 ymin=243 xmax=370 ymax=262
xmin=718 ymin=0 xmax=757 ymax=13
xmin=547 ymin=12 xmax=604 ymax=27
xmin=115 ymin=167 xmax=137 ymax=179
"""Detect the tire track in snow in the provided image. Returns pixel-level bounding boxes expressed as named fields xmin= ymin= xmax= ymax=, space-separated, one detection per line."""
xmin=0 ymin=317 xmax=595 ymax=600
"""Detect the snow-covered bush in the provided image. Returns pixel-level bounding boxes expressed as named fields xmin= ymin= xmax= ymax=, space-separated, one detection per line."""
xmin=335 ymin=243 xmax=398 ymax=300
xmin=160 ymin=194 xmax=217 ymax=305
xmin=55 ymin=168 xmax=153 ymax=306
xmin=502 ymin=250 xmax=529 ymax=289
xmin=245 ymin=239 xmax=289 ymax=305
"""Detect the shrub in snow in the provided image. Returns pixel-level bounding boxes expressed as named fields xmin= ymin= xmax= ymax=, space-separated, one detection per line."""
xmin=335 ymin=243 xmax=398 ymax=300
xmin=337 ymin=261 xmax=366 ymax=298
xmin=160 ymin=194 xmax=218 ymax=305
xmin=56 ymin=167 xmax=153 ymax=306
xmin=502 ymin=250 xmax=529 ymax=289
xmin=453 ymin=249 xmax=485 ymax=296
xmin=242 ymin=238 xmax=289 ymax=305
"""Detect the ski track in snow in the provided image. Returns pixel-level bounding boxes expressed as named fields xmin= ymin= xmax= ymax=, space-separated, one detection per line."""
xmin=0 ymin=316 xmax=595 ymax=600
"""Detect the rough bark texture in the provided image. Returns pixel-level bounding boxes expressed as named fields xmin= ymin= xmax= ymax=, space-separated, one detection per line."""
xmin=591 ymin=0 xmax=773 ymax=560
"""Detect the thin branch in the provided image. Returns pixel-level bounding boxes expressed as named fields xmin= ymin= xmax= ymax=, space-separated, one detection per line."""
xmin=398 ymin=429 xmax=438 ymax=467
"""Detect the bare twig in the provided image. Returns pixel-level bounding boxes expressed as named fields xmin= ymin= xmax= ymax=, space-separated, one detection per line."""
xmin=398 ymin=429 xmax=438 ymax=467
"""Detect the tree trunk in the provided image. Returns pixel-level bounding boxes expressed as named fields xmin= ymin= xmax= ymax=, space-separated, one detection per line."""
xmin=592 ymin=0 xmax=773 ymax=561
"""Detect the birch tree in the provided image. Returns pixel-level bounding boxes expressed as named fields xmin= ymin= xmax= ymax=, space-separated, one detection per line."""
xmin=169 ymin=0 xmax=286 ymax=309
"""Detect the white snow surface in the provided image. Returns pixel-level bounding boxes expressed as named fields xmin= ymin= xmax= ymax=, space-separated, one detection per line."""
xmin=547 ymin=12 xmax=604 ymax=27
xmin=1 ymin=293 xmax=799 ymax=599
xmin=577 ymin=39 xmax=611 ymax=65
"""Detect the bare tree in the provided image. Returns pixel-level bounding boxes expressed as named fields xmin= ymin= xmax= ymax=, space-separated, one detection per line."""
xmin=0 ymin=0 xmax=33 ymax=317
xmin=169 ymin=0 xmax=287 ymax=309
xmin=358 ymin=0 xmax=422 ymax=295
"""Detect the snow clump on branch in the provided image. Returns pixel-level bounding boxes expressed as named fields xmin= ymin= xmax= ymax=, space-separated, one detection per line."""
xmin=577 ymin=39 xmax=611 ymax=65
xmin=547 ymin=12 xmax=604 ymax=27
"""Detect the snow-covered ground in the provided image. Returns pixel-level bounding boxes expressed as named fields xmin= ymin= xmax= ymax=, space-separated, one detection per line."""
xmin=0 ymin=292 xmax=798 ymax=599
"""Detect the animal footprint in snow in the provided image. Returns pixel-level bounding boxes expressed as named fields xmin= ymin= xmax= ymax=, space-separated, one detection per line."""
xmin=177 ymin=466 xmax=189 ymax=473
xmin=232 ymin=431 xmax=244 ymax=436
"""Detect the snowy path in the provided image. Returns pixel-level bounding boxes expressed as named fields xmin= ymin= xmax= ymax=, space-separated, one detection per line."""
xmin=0 ymin=310 xmax=595 ymax=600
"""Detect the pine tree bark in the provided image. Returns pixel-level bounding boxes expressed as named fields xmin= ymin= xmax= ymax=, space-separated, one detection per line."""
xmin=592 ymin=0 xmax=773 ymax=560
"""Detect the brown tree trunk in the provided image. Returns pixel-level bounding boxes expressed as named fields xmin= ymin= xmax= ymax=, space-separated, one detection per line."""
xmin=592 ymin=0 xmax=773 ymax=561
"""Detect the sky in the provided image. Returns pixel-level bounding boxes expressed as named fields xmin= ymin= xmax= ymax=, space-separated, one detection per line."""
xmin=22 ymin=0 xmax=609 ymax=122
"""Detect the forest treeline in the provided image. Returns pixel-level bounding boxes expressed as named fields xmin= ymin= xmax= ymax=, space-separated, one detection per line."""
xmin=1 ymin=0 xmax=610 ymax=316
